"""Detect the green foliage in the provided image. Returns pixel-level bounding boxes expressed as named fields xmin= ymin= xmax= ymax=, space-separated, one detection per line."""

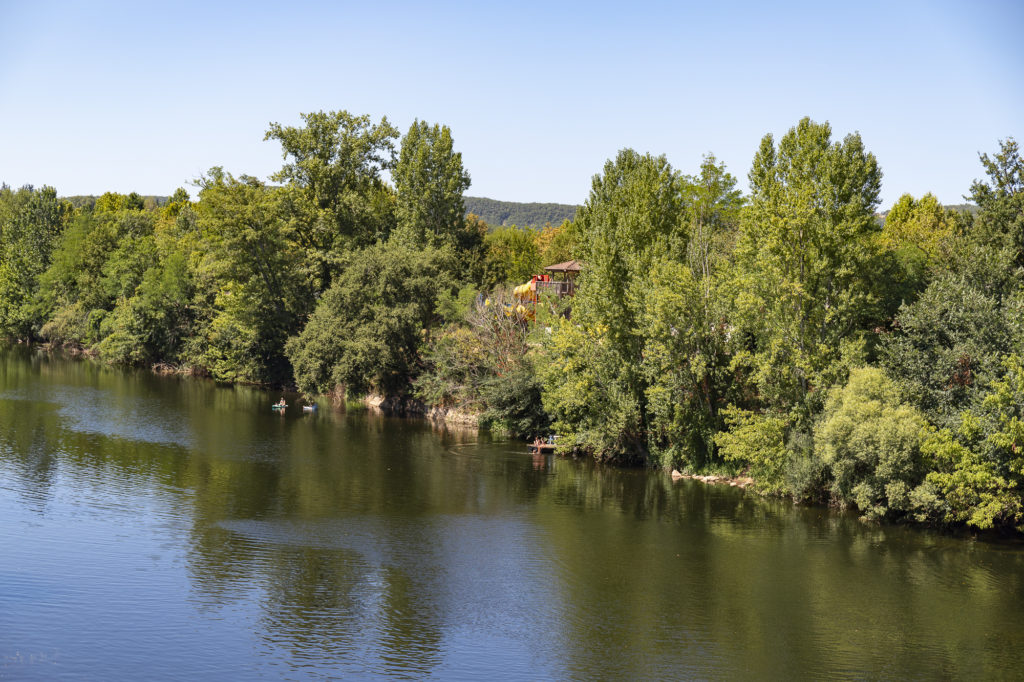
xmin=392 ymin=120 xmax=472 ymax=249
xmin=287 ymin=241 xmax=456 ymax=396
xmin=920 ymin=429 xmax=1021 ymax=530
xmin=94 ymin=191 xmax=145 ymax=213
xmin=715 ymin=407 xmax=790 ymax=494
xmin=916 ymin=355 xmax=1024 ymax=530
xmin=480 ymin=361 xmax=551 ymax=439
xmin=540 ymin=149 xmax=745 ymax=467
xmin=435 ymin=284 xmax=479 ymax=325
xmin=535 ymin=219 xmax=578 ymax=266
xmin=732 ymin=117 xmax=883 ymax=415
xmin=265 ymin=110 xmax=399 ymax=289
xmin=637 ymin=155 xmax=743 ymax=468
xmin=62 ymin=194 xmax=170 ymax=211
xmin=967 ymin=137 xmax=1024 ymax=272
xmin=463 ymin=196 xmax=578 ymax=228
xmin=482 ymin=226 xmax=542 ymax=287
xmin=684 ymin=154 xmax=743 ymax=284
xmin=813 ymin=367 xmax=931 ymax=520
xmin=881 ymin=193 xmax=957 ymax=265
xmin=191 ymin=168 xmax=309 ymax=383
xmin=541 ymin=149 xmax=686 ymax=462
xmin=640 ymin=258 xmax=736 ymax=468
xmin=416 ymin=290 xmax=551 ymax=437
xmin=38 ymin=195 xmax=205 ymax=369
xmin=0 ymin=185 xmax=71 ymax=338
xmin=96 ymin=249 xmax=194 ymax=365
xmin=38 ymin=213 xmax=116 ymax=315
xmin=880 ymin=274 xmax=1019 ymax=426
xmin=540 ymin=318 xmax=648 ymax=462
xmin=6 ymin=115 xmax=1024 ymax=534
xmin=415 ymin=324 xmax=489 ymax=410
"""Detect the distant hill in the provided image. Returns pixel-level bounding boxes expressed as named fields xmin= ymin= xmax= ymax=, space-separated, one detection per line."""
xmin=62 ymin=195 xmax=169 ymax=210
xmin=464 ymin=196 xmax=578 ymax=228
xmin=943 ymin=203 xmax=979 ymax=215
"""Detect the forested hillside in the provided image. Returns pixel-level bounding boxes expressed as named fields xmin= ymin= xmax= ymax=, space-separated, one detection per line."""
xmin=63 ymin=195 xmax=169 ymax=210
xmin=464 ymin=196 xmax=577 ymax=227
xmin=2 ymin=112 xmax=1022 ymax=532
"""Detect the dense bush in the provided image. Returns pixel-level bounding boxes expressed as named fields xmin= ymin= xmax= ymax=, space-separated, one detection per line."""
xmin=287 ymin=241 xmax=456 ymax=396
xmin=715 ymin=408 xmax=790 ymax=494
xmin=916 ymin=355 xmax=1024 ymax=530
xmin=416 ymin=290 xmax=551 ymax=438
xmin=881 ymin=274 xmax=1019 ymax=426
xmin=813 ymin=367 xmax=931 ymax=520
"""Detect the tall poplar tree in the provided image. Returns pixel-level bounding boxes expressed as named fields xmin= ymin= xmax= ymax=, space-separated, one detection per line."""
xmin=540 ymin=150 xmax=685 ymax=461
xmin=732 ymin=117 xmax=883 ymax=414
xmin=391 ymin=120 xmax=472 ymax=250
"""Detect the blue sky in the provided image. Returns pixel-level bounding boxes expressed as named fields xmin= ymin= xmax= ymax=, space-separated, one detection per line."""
xmin=1 ymin=1 xmax=1021 ymax=207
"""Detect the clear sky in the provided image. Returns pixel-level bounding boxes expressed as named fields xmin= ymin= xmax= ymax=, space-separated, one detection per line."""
xmin=1 ymin=0 xmax=1021 ymax=208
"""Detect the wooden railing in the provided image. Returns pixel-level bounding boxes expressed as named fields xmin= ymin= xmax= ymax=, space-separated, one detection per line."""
xmin=535 ymin=280 xmax=576 ymax=297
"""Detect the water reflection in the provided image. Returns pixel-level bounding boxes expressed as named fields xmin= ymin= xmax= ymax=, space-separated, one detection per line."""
xmin=0 ymin=345 xmax=1023 ymax=680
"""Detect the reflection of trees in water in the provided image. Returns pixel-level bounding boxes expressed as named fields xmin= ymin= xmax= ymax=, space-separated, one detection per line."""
xmin=4 ymin=347 xmax=1024 ymax=678
xmin=533 ymin=458 xmax=1024 ymax=679
xmin=253 ymin=545 xmax=444 ymax=676
xmin=179 ymin=416 xmax=519 ymax=676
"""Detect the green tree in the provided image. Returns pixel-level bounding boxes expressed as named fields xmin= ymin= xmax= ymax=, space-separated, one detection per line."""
xmin=967 ymin=138 xmax=1024 ymax=272
xmin=880 ymin=274 xmax=1020 ymax=426
xmin=641 ymin=257 xmax=739 ymax=468
xmin=482 ymin=226 xmax=541 ymax=288
xmin=535 ymin=219 xmax=578 ymax=266
xmin=715 ymin=408 xmax=791 ymax=494
xmin=684 ymin=154 xmax=743 ymax=289
xmin=881 ymin=193 xmax=957 ymax=264
xmin=192 ymin=168 xmax=308 ymax=383
xmin=94 ymin=191 xmax=145 ymax=213
xmin=265 ymin=110 xmax=400 ymax=289
xmin=732 ymin=117 xmax=883 ymax=415
xmin=0 ymin=185 xmax=70 ymax=339
xmin=416 ymin=289 xmax=551 ymax=438
xmin=287 ymin=241 xmax=456 ymax=397
xmin=391 ymin=120 xmax=472 ymax=251
xmin=916 ymin=355 xmax=1024 ymax=531
xmin=540 ymin=149 xmax=685 ymax=462
xmin=638 ymin=156 xmax=743 ymax=468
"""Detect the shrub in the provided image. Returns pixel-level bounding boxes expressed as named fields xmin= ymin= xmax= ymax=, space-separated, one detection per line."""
xmin=813 ymin=367 xmax=931 ymax=520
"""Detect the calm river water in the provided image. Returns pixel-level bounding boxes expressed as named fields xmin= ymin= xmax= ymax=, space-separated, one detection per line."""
xmin=1 ymin=346 xmax=1022 ymax=680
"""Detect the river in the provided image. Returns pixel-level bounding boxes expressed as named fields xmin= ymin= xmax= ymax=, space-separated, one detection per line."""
xmin=1 ymin=346 xmax=1022 ymax=680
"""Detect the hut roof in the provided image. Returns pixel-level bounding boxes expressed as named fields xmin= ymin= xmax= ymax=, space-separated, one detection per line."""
xmin=543 ymin=259 xmax=583 ymax=273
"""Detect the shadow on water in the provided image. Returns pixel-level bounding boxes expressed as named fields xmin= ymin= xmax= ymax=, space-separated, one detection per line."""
xmin=1 ymin=345 xmax=1023 ymax=680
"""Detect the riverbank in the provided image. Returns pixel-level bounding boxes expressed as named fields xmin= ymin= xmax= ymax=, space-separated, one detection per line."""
xmin=5 ymin=342 xmax=1024 ymax=680
xmin=6 ymin=341 xmax=1024 ymax=539
xmin=362 ymin=393 xmax=482 ymax=428
xmin=671 ymin=469 xmax=756 ymax=490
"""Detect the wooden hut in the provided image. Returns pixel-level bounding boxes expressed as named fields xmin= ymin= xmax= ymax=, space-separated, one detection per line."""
xmin=537 ymin=259 xmax=582 ymax=298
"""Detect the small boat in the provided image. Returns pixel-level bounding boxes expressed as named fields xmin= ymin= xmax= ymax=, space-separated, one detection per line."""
xmin=528 ymin=441 xmax=557 ymax=453
xmin=302 ymin=405 xmax=317 ymax=412
xmin=271 ymin=404 xmax=287 ymax=411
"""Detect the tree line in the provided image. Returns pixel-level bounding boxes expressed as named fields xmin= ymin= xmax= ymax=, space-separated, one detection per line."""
xmin=1 ymin=112 xmax=1022 ymax=531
